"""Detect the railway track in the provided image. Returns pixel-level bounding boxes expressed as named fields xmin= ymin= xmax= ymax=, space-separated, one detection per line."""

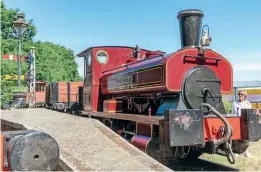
xmin=169 ymin=158 xmax=239 ymax=171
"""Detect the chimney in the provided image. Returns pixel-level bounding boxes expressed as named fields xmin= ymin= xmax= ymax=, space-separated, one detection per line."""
xmin=177 ymin=9 xmax=204 ymax=49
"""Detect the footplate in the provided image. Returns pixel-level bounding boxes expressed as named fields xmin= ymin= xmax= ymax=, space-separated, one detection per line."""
xmin=241 ymin=108 xmax=261 ymax=141
xmin=164 ymin=109 xmax=204 ymax=147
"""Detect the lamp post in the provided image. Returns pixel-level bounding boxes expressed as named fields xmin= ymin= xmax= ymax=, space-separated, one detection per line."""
xmin=13 ymin=12 xmax=29 ymax=88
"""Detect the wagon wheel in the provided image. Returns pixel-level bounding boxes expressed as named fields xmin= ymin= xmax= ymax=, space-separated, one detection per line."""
xmin=71 ymin=105 xmax=76 ymax=115
xmin=3 ymin=102 xmax=11 ymax=110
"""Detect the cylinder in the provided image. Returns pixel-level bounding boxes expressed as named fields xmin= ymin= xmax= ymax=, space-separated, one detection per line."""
xmin=131 ymin=135 xmax=152 ymax=152
xmin=130 ymin=135 xmax=160 ymax=161
xmin=2 ymin=130 xmax=59 ymax=171
xmin=177 ymin=9 xmax=204 ymax=49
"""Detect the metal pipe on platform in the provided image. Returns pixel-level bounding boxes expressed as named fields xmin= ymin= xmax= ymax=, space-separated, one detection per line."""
xmin=1 ymin=130 xmax=59 ymax=171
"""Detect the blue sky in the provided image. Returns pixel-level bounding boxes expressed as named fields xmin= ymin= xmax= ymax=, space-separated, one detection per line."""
xmin=5 ymin=0 xmax=261 ymax=81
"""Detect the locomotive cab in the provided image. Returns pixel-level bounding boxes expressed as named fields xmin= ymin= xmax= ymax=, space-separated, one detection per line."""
xmin=77 ymin=46 xmax=165 ymax=112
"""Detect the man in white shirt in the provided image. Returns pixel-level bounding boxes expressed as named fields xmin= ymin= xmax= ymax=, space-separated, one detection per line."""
xmin=231 ymin=90 xmax=252 ymax=157
xmin=231 ymin=90 xmax=252 ymax=116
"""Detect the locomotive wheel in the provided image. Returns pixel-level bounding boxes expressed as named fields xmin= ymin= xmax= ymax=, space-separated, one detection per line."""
xmin=102 ymin=118 xmax=113 ymax=128
xmin=181 ymin=147 xmax=203 ymax=160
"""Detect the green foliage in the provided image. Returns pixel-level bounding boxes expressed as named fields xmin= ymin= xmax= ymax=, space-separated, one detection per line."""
xmin=0 ymin=1 xmax=37 ymax=41
xmin=12 ymin=86 xmax=28 ymax=93
xmin=33 ymin=41 xmax=82 ymax=82
xmin=1 ymin=39 xmax=83 ymax=82
xmin=1 ymin=1 xmax=82 ymax=108
xmin=0 ymin=79 xmax=27 ymax=107
xmin=223 ymin=98 xmax=232 ymax=114
xmin=1 ymin=39 xmax=34 ymax=56
xmin=1 ymin=58 xmax=28 ymax=75
xmin=0 ymin=54 xmax=29 ymax=108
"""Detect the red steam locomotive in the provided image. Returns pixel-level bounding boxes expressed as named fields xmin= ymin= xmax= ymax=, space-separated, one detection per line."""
xmin=75 ymin=9 xmax=261 ymax=164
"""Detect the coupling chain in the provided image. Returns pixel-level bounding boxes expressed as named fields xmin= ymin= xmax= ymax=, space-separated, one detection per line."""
xmin=225 ymin=129 xmax=235 ymax=164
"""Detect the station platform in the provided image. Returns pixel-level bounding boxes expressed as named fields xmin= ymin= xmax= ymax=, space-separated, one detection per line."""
xmin=0 ymin=108 xmax=171 ymax=171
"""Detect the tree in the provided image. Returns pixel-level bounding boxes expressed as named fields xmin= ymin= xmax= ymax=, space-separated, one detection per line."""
xmin=0 ymin=0 xmax=37 ymax=41
xmin=1 ymin=1 xmax=82 ymax=108
xmin=1 ymin=39 xmax=82 ymax=82
xmin=31 ymin=41 xmax=82 ymax=82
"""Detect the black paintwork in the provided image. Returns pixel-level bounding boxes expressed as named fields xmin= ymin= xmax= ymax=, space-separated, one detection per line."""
xmin=78 ymin=86 xmax=83 ymax=110
xmin=240 ymin=109 xmax=261 ymax=141
xmin=165 ymin=109 xmax=204 ymax=147
xmin=67 ymin=82 xmax=70 ymax=103
xmin=182 ymin=66 xmax=226 ymax=114
xmin=50 ymin=82 xmax=58 ymax=103
xmin=10 ymin=92 xmax=27 ymax=108
xmin=177 ymin=9 xmax=204 ymax=49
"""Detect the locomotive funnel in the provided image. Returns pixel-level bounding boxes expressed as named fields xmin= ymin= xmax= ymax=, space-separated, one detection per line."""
xmin=177 ymin=9 xmax=204 ymax=49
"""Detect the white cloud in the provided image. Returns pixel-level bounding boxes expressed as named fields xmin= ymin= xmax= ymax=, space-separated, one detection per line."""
xmin=225 ymin=52 xmax=260 ymax=63
xmin=224 ymin=51 xmax=261 ymax=81
xmin=233 ymin=63 xmax=261 ymax=71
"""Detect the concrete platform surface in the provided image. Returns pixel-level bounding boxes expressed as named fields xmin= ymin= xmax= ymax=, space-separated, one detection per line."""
xmin=0 ymin=108 xmax=172 ymax=171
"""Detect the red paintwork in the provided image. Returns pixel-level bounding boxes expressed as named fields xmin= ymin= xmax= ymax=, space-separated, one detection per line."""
xmin=0 ymin=133 xmax=9 ymax=171
xmin=91 ymin=47 xmax=163 ymax=86
xmin=101 ymin=48 xmax=233 ymax=95
xmin=204 ymin=117 xmax=242 ymax=141
xmin=130 ymin=135 xmax=152 ymax=153
xmin=54 ymin=82 xmax=83 ymax=102
xmin=103 ymin=99 xmax=123 ymax=113
xmin=35 ymin=92 xmax=46 ymax=102
xmin=26 ymin=81 xmax=48 ymax=104
xmin=165 ymin=48 xmax=232 ymax=94
xmin=69 ymin=82 xmax=84 ymax=102
xmin=100 ymin=57 xmax=165 ymax=94
xmin=2 ymin=54 xmax=29 ymax=61
xmin=136 ymin=122 xmax=153 ymax=137
xmin=77 ymin=46 xmax=164 ymax=112
xmin=26 ymin=92 xmax=46 ymax=103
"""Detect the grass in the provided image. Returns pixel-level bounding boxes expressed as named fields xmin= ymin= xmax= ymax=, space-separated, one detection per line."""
xmin=200 ymin=140 xmax=261 ymax=171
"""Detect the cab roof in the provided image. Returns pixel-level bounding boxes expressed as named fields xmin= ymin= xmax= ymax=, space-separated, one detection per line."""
xmin=76 ymin=45 xmax=165 ymax=57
